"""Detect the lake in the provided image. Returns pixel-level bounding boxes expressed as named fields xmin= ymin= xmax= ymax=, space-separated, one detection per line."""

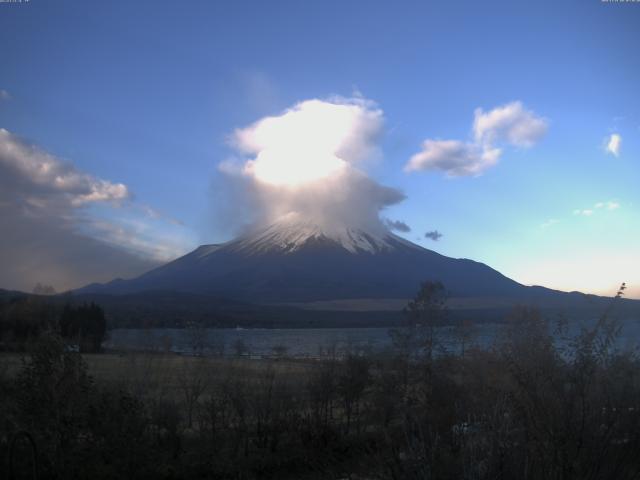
xmin=105 ymin=319 xmax=640 ymax=359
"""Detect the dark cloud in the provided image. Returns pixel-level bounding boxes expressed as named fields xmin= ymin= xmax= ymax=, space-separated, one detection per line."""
xmin=0 ymin=212 xmax=159 ymax=292
xmin=0 ymin=128 xmax=162 ymax=292
xmin=425 ymin=230 xmax=443 ymax=241
xmin=0 ymin=128 xmax=129 ymax=210
xmin=384 ymin=219 xmax=411 ymax=233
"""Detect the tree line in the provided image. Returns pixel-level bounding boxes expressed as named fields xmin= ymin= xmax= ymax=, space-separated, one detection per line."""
xmin=0 ymin=296 xmax=106 ymax=353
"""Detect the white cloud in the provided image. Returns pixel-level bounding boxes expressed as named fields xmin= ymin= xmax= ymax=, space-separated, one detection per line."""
xmin=605 ymin=133 xmax=622 ymax=157
xmin=404 ymin=139 xmax=501 ymax=177
xmin=232 ymin=97 xmax=383 ymax=187
xmin=217 ymin=96 xmax=404 ymax=234
xmin=0 ymin=89 xmax=10 ymax=101
xmin=473 ymin=101 xmax=548 ymax=147
xmin=406 ymin=101 xmax=547 ymax=176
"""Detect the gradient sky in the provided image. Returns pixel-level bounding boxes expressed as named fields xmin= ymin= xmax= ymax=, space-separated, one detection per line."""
xmin=1 ymin=0 xmax=639 ymax=297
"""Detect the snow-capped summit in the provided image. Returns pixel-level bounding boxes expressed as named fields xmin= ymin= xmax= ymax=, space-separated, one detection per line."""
xmin=227 ymin=215 xmax=421 ymax=255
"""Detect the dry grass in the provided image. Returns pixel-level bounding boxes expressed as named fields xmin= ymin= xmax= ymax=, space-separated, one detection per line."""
xmin=1 ymin=351 xmax=313 ymax=397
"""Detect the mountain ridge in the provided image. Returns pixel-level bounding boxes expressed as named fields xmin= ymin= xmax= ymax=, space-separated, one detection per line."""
xmin=76 ymin=218 xmax=564 ymax=304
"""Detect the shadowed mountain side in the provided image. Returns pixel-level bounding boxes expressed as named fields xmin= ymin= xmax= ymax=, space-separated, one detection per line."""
xmin=77 ymin=236 xmax=527 ymax=302
xmin=73 ymin=220 xmax=640 ymax=324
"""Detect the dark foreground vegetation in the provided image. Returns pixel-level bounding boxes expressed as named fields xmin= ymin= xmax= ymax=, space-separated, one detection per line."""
xmin=0 ymin=297 xmax=106 ymax=353
xmin=2 ymin=283 xmax=640 ymax=479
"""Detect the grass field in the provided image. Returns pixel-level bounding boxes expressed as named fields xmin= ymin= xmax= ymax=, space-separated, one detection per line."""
xmin=0 ymin=351 xmax=314 ymax=399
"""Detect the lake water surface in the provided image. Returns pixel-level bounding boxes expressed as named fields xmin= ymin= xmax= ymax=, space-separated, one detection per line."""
xmin=105 ymin=319 xmax=640 ymax=359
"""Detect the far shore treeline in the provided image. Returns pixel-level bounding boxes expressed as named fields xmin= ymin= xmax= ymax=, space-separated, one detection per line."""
xmin=0 ymin=296 xmax=106 ymax=353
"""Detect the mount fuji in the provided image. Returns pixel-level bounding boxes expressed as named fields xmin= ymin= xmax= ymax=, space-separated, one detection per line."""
xmin=78 ymin=216 xmax=587 ymax=308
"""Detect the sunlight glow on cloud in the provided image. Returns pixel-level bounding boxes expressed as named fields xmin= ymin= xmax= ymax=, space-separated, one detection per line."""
xmin=232 ymin=98 xmax=383 ymax=187
xmin=217 ymin=97 xmax=405 ymax=234
xmin=605 ymin=133 xmax=622 ymax=157
xmin=405 ymin=101 xmax=547 ymax=176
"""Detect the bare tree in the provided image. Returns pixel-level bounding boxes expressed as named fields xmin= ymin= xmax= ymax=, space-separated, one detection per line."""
xmin=177 ymin=357 xmax=210 ymax=429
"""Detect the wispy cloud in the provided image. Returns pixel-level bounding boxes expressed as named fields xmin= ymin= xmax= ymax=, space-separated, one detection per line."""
xmin=573 ymin=200 xmax=621 ymax=217
xmin=605 ymin=133 xmax=622 ymax=157
xmin=82 ymin=217 xmax=188 ymax=262
xmin=137 ymin=203 xmax=185 ymax=226
xmin=406 ymin=101 xmax=547 ymax=176
xmin=0 ymin=89 xmax=10 ymax=101
xmin=595 ymin=200 xmax=620 ymax=210
xmin=238 ymin=70 xmax=281 ymax=115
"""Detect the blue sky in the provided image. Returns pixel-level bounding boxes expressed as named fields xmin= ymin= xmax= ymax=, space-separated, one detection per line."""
xmin=0 ymin=0 xmax=639 ymax=296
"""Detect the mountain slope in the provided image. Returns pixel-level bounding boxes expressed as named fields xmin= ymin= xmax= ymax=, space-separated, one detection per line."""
xmin=78 ymin=219 xmax=540 ymax=302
